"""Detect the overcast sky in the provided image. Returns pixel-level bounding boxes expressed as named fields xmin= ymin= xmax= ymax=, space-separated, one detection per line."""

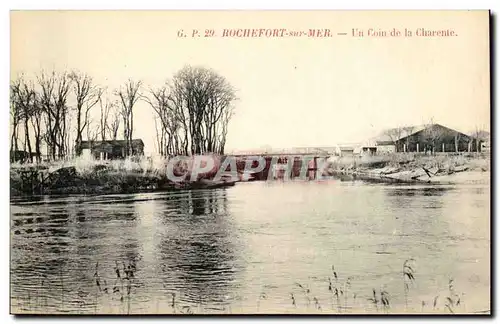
xmin=11 ymin=11 xmax=490 ymax=154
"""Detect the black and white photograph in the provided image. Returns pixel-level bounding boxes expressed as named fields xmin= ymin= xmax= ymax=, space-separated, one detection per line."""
xmin=9 ymin=10 xmax=491 ymax=315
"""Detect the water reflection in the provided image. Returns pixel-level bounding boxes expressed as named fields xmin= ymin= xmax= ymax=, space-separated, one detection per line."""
xmin=10 ymin=182 xmax=490 ymax=314
xmin=386 ymin=186 xmax=452 ymax=197
xmin=157 ymin=189 xmax=240 ymax=307
xmin=11 ymin=188 xmax=241 ymax=314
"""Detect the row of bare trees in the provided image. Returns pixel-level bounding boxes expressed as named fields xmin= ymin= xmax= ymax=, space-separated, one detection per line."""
xmin=10 ymin=65 xmax=237 ymax=163
xmin=10 ymin=71 xmax=126 ymax=163
xmin=144 ymin=65 xmax=236 ymax=156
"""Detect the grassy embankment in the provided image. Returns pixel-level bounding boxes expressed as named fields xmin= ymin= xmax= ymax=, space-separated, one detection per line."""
xmin=9 ymin=155 xmax=226 ymax=197
xmin=323 ymin=152 xmax=490 ymax=185
xmin=10 ymin=152 xmax=491 ymax=196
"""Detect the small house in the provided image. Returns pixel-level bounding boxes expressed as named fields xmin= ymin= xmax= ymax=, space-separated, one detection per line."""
xmin=336 ymin=145 xmax=356 ymax=157
xmin=10 ymin=150 xmax=41 ymax=163
xmin=77 ymin=139 xmax=145 ymax=160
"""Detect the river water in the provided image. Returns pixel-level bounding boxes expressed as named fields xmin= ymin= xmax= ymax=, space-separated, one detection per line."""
xmin=10 ymin=178 xmax=490 ymax=314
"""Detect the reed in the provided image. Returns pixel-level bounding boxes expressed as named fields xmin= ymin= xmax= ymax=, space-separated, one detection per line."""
xmin=367 ymin=288 xmax=379 ymax=312
xmin=444 ymin=278 xmax=464 ymax=313
xmin=294 ymin=282 xmax=311 ymax=309
xmin=327 ymin=265 xmax=355 ymax=313
xmin=257 ymin=290 xmax=267 ymax=312
xmin=380 ymin=288 xmax=390 ymax=313
xmin=18 ymin=256 xmax=478 ymax=315
xmin=290 ymin=293 xmax=296 ymax=308
xmin=402 ymin=258 xmax=416 ymax=309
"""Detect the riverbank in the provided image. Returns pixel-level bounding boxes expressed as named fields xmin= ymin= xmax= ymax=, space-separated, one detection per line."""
xmin=323 ymin=153 xmax=490 ymax=185
xmin=9 ymin=155 xmax=235 ymax=197
xmin=10 ymin=153 xmax=491 ymax=197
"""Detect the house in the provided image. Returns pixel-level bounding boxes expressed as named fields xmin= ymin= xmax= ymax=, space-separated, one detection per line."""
xmin=336 ymin=145 xmax=356 ymax=157
xmin=10 ymin=150 xmax=41 ymax=163
xmin=77 ymin=139 xmax=145 ymax=160
xmin=370 ymin=124 xmax=481 ymax=153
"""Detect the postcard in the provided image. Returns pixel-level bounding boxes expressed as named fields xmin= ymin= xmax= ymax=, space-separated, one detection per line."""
xmin=10 ymin=10 xmax=490 ymax=315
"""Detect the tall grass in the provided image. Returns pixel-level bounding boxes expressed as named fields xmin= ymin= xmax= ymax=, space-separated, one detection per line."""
xmin=403 ymin=258 xmax=416 ymax=309
xmin=14 ymin=257 xmax=481 ymax=315
xmin=11 ymin=154 xmax=227 ymax=181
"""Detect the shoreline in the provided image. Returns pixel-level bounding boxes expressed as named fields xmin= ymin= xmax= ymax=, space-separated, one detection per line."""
xmin=327 ymin=169 xmax=490 ymax=186
xmin=323 ymin=152 xmax=490 ymax=186
xmin=9 ymin=153 xmax=490 ymax=198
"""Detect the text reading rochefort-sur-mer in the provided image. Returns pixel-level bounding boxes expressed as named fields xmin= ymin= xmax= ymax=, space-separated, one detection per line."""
xmin=177 ymin=28 xmax=458 ymax=38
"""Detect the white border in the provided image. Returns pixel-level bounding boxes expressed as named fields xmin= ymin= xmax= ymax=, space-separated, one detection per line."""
xmin=2 ymin=1 xmax=498 ymax=323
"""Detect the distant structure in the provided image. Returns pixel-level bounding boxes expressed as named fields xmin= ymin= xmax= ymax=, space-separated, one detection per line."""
xmin=77 ymin=139 xmax=145 ymax=160
xmin=228 ymin=147 xmax=334 ymax=156
xmin=10 ymin=150 xmax=41 ymax=163
xmin=363 ymin=123 xmax=482 ymax=154
xmin=474 ymin=130 xmax=490 ymax=153
xmin=336 ymin=145 xmax=356 ymax=157
xmin=227 ymin=123 xmax=486 ymax=160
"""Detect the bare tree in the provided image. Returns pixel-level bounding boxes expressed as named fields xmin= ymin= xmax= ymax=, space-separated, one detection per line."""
xmin=216 ymin=103 xmax=235 ymax=155
xmin=68 ymin=71 xmax=103 ymax=155
xmin=116 ymin=79 xmax=142 ymax=156
xmin=10 ymin=76 xmax=38 ymax=163
xmin=30 ymin=100 xmax=44 ymax=163
xmin=401 ymin=126 xmax=415 ymax=153
xmin=470 ymin=126 xmax=486 ymax=153
xmin=10 ymin=78 xmax=23 ymax=160
xmin=53 ymin=73 xmax=71 ymax=158
xmin=423 ymin=118 xmax=443 ymax=154
xmin=108 ymin=107 xmax=121 ymax=141
xmin=454 ymin=132 xmax=461 ymax=153
xmin=98 ymin=96 xmax=114 ymax=142
xmin=37 ymin=71 xmax=71 ymax=160
xmin=142 ymin=84 xmax=182 ymax=156
xmin=165 ymin=65 xmax=237 ymax=155
xmin=152 ymin=116 xmax=164 ymax=155
xmin=383 ymin=126 xmax=404 ymax=152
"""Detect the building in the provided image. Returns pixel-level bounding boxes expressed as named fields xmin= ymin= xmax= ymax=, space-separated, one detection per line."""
xmin=10 ymin=150 xmax=41 ymax=163
xmin=77 ymin=139 xmax=145 ymax=160
xmin=361 ymin=146 xmax=377 ymax=155
xmin=474 ymin=130 xmax=490 ymax=153
xmin=336 ymin=145 xmax=356 ymax=157
xmin=368 ymin=124 xmax=482 ymax=153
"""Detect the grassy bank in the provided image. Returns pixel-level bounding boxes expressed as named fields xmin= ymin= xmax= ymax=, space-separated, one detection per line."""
xmin=9 ymin=155 xmax=228 ymax=197
xmin=10 ymin=152 xmax=491 ymax=197
xmin=323 ymin=153 xmax=490 ymax=185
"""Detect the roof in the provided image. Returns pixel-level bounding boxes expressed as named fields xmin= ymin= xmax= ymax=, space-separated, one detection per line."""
xmin=79 ymin=139 xmax=144 ymax=149
xmin=472 ymin=130 xmax=490 ymax=140
xmin=372 ymin=124 xmax=428 ymax=144
xmin=338 ymin=146 xmax=355 ymax=151
xmin=371 ymin=123 xmax=472 ymax=145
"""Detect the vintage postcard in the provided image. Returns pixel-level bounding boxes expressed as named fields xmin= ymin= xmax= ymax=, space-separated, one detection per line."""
xmin=10 ymin=10 xmax=490 ymax=315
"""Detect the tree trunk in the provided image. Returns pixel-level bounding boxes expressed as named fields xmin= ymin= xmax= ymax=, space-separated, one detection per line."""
xmin=129 ymin=110 xmax=134 ymax=156
xmin=24 ymin=118 xmax=33 ymax=163
xmin=10 ymin=122 xmax=19 ymax=161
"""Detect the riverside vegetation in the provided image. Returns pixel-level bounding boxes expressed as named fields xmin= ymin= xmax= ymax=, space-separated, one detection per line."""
xmin=10 ymin=152 xmax=490 ymax=197
xmin=323 ymin=152 xmax=490 ymax=185
xmin=10 ymin=154 xmax=231 ymax=197
xmin=13 ymin=258 xmax=482 ymax=315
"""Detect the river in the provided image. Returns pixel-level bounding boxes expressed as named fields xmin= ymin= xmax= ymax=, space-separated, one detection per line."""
xmin=10 ymin=178 xmax=490 ymax=314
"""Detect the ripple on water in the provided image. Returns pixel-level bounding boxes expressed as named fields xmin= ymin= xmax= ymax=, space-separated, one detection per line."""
xmin=10 ymin=182 xmax=490 ymax=314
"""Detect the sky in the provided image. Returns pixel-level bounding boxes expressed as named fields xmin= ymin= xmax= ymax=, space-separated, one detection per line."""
xmin=10 ymin=10 xmax=490 ymax=154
